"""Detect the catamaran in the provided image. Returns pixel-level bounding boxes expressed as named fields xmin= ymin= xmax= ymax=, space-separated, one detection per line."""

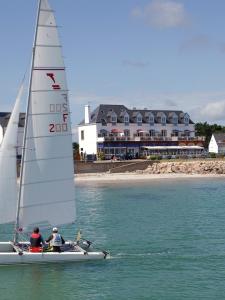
xmin=0 ymin=0 xmax=108 ymax=264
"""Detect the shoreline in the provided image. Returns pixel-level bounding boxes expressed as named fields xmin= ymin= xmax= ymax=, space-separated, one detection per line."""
xmin=75 ymin=172 xmax=225 ymax=183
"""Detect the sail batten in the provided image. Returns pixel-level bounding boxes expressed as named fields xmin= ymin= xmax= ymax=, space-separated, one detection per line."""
xmin=18 ymin=0 xmax=76 ymax=232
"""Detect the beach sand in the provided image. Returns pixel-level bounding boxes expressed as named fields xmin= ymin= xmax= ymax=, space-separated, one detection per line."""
xmin=75 ymin=172 xmax=225 ymax=183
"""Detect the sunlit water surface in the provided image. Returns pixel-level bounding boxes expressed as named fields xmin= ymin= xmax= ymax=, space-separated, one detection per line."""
xmin=1 ymin=178 xmax=225 ymax=299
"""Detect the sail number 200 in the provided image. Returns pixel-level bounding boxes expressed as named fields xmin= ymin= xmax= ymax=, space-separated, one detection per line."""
xmin=49 ymin=113 xmax=68 ymax=133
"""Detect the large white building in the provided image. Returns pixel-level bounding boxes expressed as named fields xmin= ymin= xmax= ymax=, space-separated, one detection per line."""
xmin=78 ymin=104 xmax=204 ymax=159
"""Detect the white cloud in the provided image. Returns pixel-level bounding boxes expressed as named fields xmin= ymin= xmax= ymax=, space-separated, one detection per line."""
xmin=131 ymin=0 xmax=189 ymax=28
xmin=200 ymin=100 xmax=225 ymax=122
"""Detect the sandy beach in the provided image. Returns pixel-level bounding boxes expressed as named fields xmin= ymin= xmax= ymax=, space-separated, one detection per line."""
xmin=75 ymin=172 xmax=225 ymax=183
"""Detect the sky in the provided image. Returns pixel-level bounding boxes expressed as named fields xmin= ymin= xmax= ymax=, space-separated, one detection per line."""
xmin=1 ymin=0 xmax=225 ymax=139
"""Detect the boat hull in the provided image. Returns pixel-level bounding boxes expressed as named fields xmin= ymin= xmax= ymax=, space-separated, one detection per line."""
xmin=0 ymin=242 xmax=107 ymax=265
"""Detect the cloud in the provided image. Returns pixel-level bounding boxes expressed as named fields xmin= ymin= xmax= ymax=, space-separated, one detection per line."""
xmin=179 ymin=35 xmax=211 ymax=53
xmin=199 ymin=100 xmax=225 ymax=122
xmin=164 ymin=99 xmax=178 ymax=107
xmin=122 ymin=59 xmax=149 ymax=68
xmin=131 ymin=0 xmax=189 ymax=28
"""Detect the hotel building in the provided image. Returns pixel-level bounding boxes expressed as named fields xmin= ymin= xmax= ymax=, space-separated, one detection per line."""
xmin=78 ymin=104 xmax=205 ymax=159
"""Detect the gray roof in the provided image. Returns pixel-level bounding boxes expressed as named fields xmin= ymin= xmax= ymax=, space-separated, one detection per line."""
xmin=213 ymin=133 xmax=225 ymax=143
xmin=0 ymin=112 xmax=25 ymax=128
xmin=79 ymin=104 xmax=194 ymax=125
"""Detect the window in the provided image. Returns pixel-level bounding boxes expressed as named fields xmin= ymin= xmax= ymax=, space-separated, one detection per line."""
xmin=100 ymin=129 xmax=107 ymax=137
xmin=111 ymin=114 xmax=117 ymax=125
xmin=173 ymin=130 xmax=179 ymax=137
xmin=149 ymin=130 xmax=155 ymax=137
xmin=101 ymin=119 xmax=107 ymax=126
xmin=184 ymin=116 xmax=189 ymax=125
xmin=81 ymin=130 xmax=84 ymax=140
xmin=124 ymin=129 xmax=130 ymax=137
xmin=161 ymin=130 xmax=167 ymax=137
xmin=149 ymin=116 xmax=154 ymax=125
xmin=124 ymin=115 xmax=129 ymax=125
xmin=161 ymin=117 xmax=166 ymax=125
xmin=137 ymin=115 xmax=142 ymax=126
xmin=173 ymin=116 xmax=178 ymax=125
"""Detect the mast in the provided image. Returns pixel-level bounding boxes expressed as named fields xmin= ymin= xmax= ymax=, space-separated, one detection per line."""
xmin=14 ymin=0 xmax=42 ymax=243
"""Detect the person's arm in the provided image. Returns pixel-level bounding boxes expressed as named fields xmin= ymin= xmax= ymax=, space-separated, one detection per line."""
xmin=61 ymin=236 xmax=65 ymax=244
xmin=45 ymin=234 xmax=53 ymax=243
xmin=40 ymin=235 xmax=45 ymax=245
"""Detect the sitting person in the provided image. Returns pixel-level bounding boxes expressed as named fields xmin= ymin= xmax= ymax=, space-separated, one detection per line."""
xmin=45 ymin=227 xmax=65 ymax=252
xmin=30 ymin=227 xmax=45 ymax=252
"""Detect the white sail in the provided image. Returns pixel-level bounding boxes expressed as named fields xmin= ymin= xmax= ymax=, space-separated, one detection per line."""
xmin=18 ymin=0 xmax=76 ymax=231
xmin=0 ymin=84 xmax=23 ymax=224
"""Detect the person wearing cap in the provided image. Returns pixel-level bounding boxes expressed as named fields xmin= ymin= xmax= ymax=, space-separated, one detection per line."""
xmin=45 ymin=227 xmax=65 ymax=252
xmin=30 ymin=227 xmax=45 ymax=252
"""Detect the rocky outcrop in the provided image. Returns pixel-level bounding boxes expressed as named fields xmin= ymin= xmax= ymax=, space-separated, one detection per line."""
xmin=143 ymin=160 xmax=225 ymax=175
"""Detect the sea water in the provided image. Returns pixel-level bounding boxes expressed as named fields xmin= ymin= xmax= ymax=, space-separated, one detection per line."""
xmin=1 ymin=178 xmax=225 ymax=300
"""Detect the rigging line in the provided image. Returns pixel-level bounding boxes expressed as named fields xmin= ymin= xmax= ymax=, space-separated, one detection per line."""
xmin=33 ymin=68 xmax=65 ymax=70
xmin=38 ymin=24 xmax=58 ymax=28
xmin=31 ymin=89 xmax=68 ymax=93
xmin=36 ymin=44 xmax=62 ymax=47
xmin=20 ymin=198 xmax=75 ymax=209
xmin=24 ymin=155 xmax=73 ymax=163
xmin=40 ymin=9 xmax=54 ymax=12
xmin=26 ymin=133 xmax=72 ymax=139
xmin=27 ymin=112 xmax=70 ymax=116
xmin=21 ymin=176 xmax=75 ymax=186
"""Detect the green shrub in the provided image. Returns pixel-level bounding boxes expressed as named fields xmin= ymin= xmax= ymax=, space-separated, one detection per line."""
xmin=209 ymin=152 xmax=216 ymax=158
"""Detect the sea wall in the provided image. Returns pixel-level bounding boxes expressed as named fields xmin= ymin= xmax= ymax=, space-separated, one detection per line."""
xmin=75 ymin=160 xmax=225 ymax=175
xmin=143 ymin=160 xmax=225 ymax=175
xmin=75 ymin=160 xmax=153 ymax=174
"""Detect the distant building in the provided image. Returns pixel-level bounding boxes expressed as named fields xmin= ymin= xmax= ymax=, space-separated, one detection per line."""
xmin=208 ymin=133 xmax=225 ymax=154
xmin=78 ymin=104 xmax=205 ymax=159
xmin=0 ymin=112 xmax=25 ymax=157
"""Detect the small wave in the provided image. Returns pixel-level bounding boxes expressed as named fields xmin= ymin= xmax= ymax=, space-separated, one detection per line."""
xmin=111 ymin=250 xmax=170 ymax=259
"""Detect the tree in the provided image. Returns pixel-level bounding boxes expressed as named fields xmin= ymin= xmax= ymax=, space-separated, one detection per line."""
xmin=195 ymin=122 xmax=225 ymax=147
xmin=72 ymin=142 xmax=80 ymax=160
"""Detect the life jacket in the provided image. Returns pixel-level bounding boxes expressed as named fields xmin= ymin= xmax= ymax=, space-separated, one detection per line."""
xmin=50 ymin=233 xmax=62 ymax=247
xmin=30 ymin=233 xmax=42 ymax=248
xmin=29 ymin=246 xmax=43 ymax=253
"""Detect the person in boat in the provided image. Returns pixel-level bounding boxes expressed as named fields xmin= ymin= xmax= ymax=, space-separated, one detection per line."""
xmin=30 ymin=227 xmax=45 ymax=252
xmin=45 ymin=227 xmax=65 ymax=252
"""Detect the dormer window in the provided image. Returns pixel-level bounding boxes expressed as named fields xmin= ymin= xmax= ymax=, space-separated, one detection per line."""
xmin=173 ymin=115 xmax=178 ymax=126
xmin=124 ymin=113 xmax=129 ymax=125
xmin=149 ymin=116 xmax=154 ymax=125
xmin=137 ymin=113 xmax=142 ymax=126
xmin=111 ymin=113 xmax=117 ymax=125
xmin=161 ymin=116 xmax=166 ymax=125
xmin=184 ymin=115 xmax=189 ymax=125
xmin=111 ymin=116 xmax=117 ymax=122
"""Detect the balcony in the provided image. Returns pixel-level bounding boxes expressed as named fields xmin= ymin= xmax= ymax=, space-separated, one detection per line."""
xmin=97 ymin=133 xmax=205 ymax=143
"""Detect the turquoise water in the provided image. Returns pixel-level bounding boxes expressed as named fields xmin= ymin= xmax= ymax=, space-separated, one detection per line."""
xmin=1 ymin=178 xmax=225 ymax=299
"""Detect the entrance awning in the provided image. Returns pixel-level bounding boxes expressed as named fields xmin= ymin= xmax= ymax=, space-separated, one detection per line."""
xmin=111 ymin=129 xmax=123 ymax=133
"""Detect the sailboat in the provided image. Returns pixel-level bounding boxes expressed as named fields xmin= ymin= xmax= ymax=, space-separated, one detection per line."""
xmin=0 ymin=0 xmax=107 ymax=264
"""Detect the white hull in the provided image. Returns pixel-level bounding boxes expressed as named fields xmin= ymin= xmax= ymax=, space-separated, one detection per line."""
xmin=0 ymin=242 xmax=107 ymax=265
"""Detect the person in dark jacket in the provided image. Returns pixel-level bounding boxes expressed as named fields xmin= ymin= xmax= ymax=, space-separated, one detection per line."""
xmin=45 ymin=227 xmax=65 ymax=252
xmin=30 ymin=227 xmax=45 ymax=252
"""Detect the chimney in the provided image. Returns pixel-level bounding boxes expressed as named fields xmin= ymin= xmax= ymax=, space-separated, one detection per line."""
xmin=85 ymin=104 xmax=91 ymax=124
